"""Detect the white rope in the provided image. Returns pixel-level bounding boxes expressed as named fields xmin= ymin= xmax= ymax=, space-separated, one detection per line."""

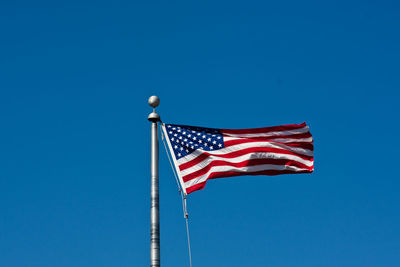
xmin=160 ymin=124 xmax=193 ymax=267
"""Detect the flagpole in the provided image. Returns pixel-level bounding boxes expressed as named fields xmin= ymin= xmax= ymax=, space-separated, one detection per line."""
xmin=148 ymin=95 xmax=161 ymax=267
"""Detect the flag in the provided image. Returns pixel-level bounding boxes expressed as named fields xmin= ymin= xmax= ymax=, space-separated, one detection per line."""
xmin=162 ymin=122 xmax=314 ymax=194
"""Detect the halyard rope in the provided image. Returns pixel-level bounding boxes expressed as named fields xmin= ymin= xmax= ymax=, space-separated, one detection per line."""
xmin=160 ymin=124 xmax=193 ymax=267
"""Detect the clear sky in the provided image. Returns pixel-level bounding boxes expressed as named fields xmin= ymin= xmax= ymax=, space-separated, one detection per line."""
xmin=1 ymin=1 xmax=399 ymax=266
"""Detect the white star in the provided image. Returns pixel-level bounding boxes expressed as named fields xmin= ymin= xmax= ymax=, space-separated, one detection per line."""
xmin=207 ymin=138 xmax=211 ymax=142
xmin=172 ymin=127 xmax=176 ymax=130
xmin=199 ymin=140 xmax=202 ymax=144
xmin=187 ymin=134 xmax=191 ymax=138
xmin=179 ymin=136 xmax=183 ymax=140
xmin=210 ymin=146 xmax=213 ymax=149
xmin=193 ymin=137 xmax=197 ymax=140
xmin=186 ymin=149 xmax=189 ymax=153
xmin=197 ymin=133 xmax=201 ymax=136
xmin=184 ymin=138 xmax=188 ymax=142
xmin=167 ymin=125 xmax=171 ymax=128
xmin=174 ymin=133 xmax=177 ymax=137
xmin=169 ymin=131 xmax=172 ymax=134
xmin=174 ymin=145 xmax=178 ymax=149
xmin=180 ymin=147 xmax=184 ymax=151
xmin=218 ymin=144 xmax=222 ymax=147
xmin=217 ymin=136 xmax=221 ymax=139
xmin=191 ymin=146 xmax=194 ymax=149
xmin=202 ymin=135 xmax=206 ymax=139
xmin=171 ymin=137 xmax=174 ymax=141
xmin=204 ymin=143 xmax=208 ymax=146
xmin=177 ymin=129 xmax=181 ymax=132
xmin=178 ymin=153 xmax=181 ymax=157
xmin=212 ymin=140 xmax=216 ymax=144
xmin=183 ymin=131 xmax=186 ymax=135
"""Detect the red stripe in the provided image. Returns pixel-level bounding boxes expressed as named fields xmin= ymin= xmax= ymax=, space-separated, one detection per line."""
xmin=179 ymin=153 xmax=209 ymax=171
xmin=221 ymin=122 xmax=306 ymax=135
xmin=186 ymin=168 xmax=312 ymax=194
xmin=182 ymin=158 xmax=313 ymax=182
xmin=186 ymin=182 xmax=208 ymax=194
xmin=179 ymin=146 xmax=313 ymax=171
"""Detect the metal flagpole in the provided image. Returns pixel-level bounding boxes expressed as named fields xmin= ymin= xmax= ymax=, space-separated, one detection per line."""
xmin=148 ymin=95 xmax=161 ymax=267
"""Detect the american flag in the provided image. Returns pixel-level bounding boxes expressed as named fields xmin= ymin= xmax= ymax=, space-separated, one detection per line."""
xmin=162 ymin=122 xmax=314 ymax=194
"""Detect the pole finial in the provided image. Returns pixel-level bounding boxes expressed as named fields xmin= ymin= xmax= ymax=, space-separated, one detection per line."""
xmin=148 ymin=96 xmax=160 ymax=122
xmin=148 ymin=95 xmax=160 ymax=108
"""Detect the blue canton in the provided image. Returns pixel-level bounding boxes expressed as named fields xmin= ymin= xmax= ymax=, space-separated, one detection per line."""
xmin=165 ymin=124 xmax=225 ymax=159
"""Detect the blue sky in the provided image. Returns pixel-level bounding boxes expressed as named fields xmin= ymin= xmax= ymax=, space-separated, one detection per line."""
xmin=1 ymin=1 xmax=399 ymax=266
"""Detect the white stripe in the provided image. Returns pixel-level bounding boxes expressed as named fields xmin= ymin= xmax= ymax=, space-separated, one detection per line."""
xmin=222 ymin=126 xmax=310 ymax=138
xmin=176 ymin=140 xmax=313 ymax=165
xmin=269 ymin=137 xmax=313 ymax=143
xmin=180 ymin=151 xmax=313 ymax=176
xmin=184 ymin=164 xmax=308 ymax=188
xmin=224 ymin=136 xmax=313 ymax=143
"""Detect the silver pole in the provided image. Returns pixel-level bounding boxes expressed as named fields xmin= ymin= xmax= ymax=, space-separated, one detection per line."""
xmin=148 ymin=95 xmax=161 ymax=267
